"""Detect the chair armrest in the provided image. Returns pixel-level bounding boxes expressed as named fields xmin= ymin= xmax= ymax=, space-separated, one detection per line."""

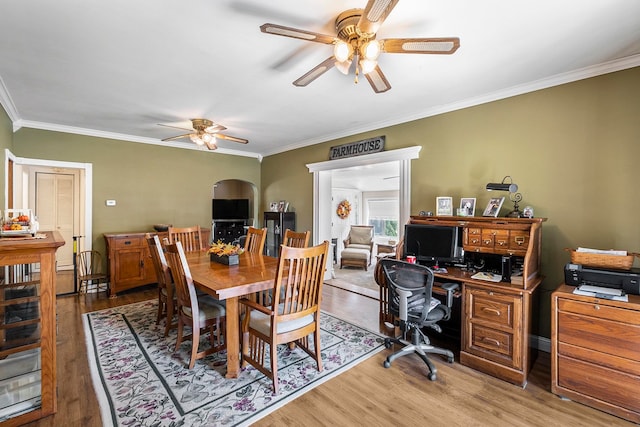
xmin=239 ymin=297 xmax=273 ymax=315
xmin=441 ymin=283 xmax=459 ymax=309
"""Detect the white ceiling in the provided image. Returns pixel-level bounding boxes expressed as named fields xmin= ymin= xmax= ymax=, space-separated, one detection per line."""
xmin=1 ymin=0 xmax=639 ymax=160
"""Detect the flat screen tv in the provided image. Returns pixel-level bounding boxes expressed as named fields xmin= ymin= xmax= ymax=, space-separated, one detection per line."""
xmin=403 ymin=223 xmax=463 ymax=266
xmin=212 ymin=199 xmax=250 ymax=220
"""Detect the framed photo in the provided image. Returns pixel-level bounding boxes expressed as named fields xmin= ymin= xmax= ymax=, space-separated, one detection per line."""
xmin=436 ymin=196 xmax=453 ymax=216
xmin=270 ymin=202 xmax=279 ymax=212
xmin=278 ymin=200 xmax=286 ymax=212
xmin=459 ymin=197 xmax=476 ymax=216
xmin=483 ymin=197 xmax=505 ymax=217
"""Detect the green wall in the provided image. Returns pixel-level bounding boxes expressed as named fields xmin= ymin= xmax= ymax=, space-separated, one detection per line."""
xmin=10 ymin=129 xmax=261 ymax=255
xmin=261 ymin=66 xmax=640 ymax=338
xmin=0 ymin=106 xmax=12 ymax=209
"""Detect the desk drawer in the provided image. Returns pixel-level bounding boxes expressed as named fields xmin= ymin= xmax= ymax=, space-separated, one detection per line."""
xmin=468 ymin=323 xmax=515 ymax=366
xmin=468 ymin=288 xmax=518 ymax=329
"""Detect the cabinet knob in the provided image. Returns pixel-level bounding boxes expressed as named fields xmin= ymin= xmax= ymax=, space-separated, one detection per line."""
xmin=594 ymin=305 xmax=600 ymax=310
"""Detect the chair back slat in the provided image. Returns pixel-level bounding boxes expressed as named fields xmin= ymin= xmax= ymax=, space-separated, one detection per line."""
xmin=77 ymin=250 xmax=104 ymax=277
xmin=282 ymin=229 xmax=310 ymax=249
xmin=244 ymin=226 xmax=267 ymax=254
xmin=146 ymin=234 xmax=170 ymax=286
xmin=164 ymin=241 xmax=199 ymax=323
xmin=272 ymin=242 xmax=329 ymax=318
xmin=168 ymin=226 xmax=203 ymax=252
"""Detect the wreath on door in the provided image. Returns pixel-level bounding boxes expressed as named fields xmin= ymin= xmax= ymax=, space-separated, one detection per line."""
xmin=336 ymin=200 xmax=351 ymax=219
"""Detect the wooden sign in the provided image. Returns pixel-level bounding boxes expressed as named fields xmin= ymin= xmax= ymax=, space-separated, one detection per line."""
xmin=329 ymin=136 xmax=385 ymax=160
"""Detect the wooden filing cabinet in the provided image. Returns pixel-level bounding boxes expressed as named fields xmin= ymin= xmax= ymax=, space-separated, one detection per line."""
xmin=551 ymin=284 xmax=640 ymax=423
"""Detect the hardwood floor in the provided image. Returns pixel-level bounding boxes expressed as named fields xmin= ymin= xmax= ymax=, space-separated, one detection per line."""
xmin=27 ymin=281 xmax=633 ymax=426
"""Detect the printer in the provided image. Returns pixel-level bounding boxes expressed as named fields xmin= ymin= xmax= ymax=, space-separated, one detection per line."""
xmin=564 ymin=263 xmax=640 ymax=295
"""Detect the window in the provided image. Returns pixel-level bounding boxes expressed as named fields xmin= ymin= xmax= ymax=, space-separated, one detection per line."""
xmin=367 ymin=198 xmax=398 ymax=238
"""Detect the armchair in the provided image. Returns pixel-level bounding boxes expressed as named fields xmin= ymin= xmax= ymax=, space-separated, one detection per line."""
xmin=340 ymin=225 xmax=374 ymax=271
xmin=378 ymin=258 xmax=458 ymax=381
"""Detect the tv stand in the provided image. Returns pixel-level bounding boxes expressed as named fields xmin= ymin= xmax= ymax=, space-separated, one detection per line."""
xmin=408 ymin=215 xmax=546 ymax=386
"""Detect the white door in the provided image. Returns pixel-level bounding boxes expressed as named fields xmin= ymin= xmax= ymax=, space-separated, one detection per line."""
xmin=36 ymin=172 xmax=75 ymax=268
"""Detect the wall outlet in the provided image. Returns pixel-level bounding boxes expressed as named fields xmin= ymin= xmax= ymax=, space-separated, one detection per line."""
xmin=106 ymin=200 xmax=116 ymax=207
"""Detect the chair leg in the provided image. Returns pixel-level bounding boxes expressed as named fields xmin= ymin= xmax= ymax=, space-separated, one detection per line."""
xmin=156 ymin=292 xmax=164 ymax=325
xmin=175 ymin=318 xmax=184 ymax=352
xmin=164 ymin=298 xmax=175 ymax=337
xmin=270 ymin=340 xmax=279 ymax=394
xmin=189 ymin=326 xmax=200 ymax=369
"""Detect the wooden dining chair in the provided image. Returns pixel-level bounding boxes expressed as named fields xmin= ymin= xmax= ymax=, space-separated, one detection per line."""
xmin=282 ymin=229 xmax=310 ymax=249
xmin=164 ymin=241 xmax=226 ymax=369
xmin=168 ymin=225 xmax=203 ymax=252
xmin=77 ymin=250 xmax=109 ymax=296
xmin=240 ymin=240 xmax=329 ymax=394
xmin=244 ymin=226 xmax=267 ymax=254
xmin=146 ymin=233 xmax=176 ymax=336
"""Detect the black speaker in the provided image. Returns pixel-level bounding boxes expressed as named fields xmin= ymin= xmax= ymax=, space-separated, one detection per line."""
xmin=501 ymin=255 xmax=512 ymax=282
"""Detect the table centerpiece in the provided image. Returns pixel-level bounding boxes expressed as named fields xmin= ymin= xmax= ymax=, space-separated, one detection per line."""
xmin=208 ymin=240 xmax=244 ymax=265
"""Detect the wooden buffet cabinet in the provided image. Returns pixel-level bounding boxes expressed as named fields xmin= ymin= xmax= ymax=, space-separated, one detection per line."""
xmin=0 ymin=231 xmax=65 ymax=426
xmin=551 ymin=284 xmax=640 ymax=423
xmin=407 ymin=215 xmax=546 ymax=386
xmin=104 ymin=228 xmax=210 ymax=297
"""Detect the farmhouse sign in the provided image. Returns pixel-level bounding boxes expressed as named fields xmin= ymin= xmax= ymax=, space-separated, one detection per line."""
xmin=329 ymin=136 xmax=385 ymax=160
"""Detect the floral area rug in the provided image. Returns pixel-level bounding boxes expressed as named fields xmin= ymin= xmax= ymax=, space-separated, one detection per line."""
xmin=83 ymin=300 xmax=385 ymax=426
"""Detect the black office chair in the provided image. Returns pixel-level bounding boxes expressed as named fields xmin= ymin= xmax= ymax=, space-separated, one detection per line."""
xmin=379 ymin=258 xmax=458 ymax=381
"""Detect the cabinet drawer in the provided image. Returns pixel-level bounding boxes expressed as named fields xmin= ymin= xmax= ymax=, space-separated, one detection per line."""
xmin=558 ymin=355 xmax=640 ymax=414
xmin=112 ymin=236 xmax=145 ymax=249
xmin=469 ymin=289 xmax=518 ymax=329
xmin=493 ymin=230 xmax=510 ymax=249
xmin=509 ymin=231 xmax=529 ymax=251
xmin=557 ymin=310 xmax=640 ymax=363
xmin=481 ymin=229 xmax=495 ymax=248
xmin=468 ymin=323 xmax=515 ymax=365
xmin=464 ymin=228 xmax=482 ymax=247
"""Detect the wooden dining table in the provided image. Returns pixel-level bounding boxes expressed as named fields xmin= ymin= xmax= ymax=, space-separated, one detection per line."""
xmin=186 ymin=250 xmax=279 ymax=378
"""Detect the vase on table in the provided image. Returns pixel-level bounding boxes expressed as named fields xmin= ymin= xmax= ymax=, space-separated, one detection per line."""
xmin=210 ymin=253 xmax=239 ymax=265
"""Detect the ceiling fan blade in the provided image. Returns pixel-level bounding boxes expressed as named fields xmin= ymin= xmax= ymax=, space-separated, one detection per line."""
xmin=357 ymin=0 xmax=400 ymax=36
xmin=214 ymin=133 xmax=249 ymax=144
xmin=161 ymin=133 xmax=192 ymax=142
xmin=157 ymin=123 xmax=192 ymax=132
xmin=364 ymin=65 xmax=391 ymax=93
xmin=260 ymin=23 xmax=336 ymax=44
xmin=205 ymin=124 xmax=226 ymax=132
xmin=293 ymin=56 xmax=336 ymax=87
xmin=382 ymin=37 xmax=460 ymax=54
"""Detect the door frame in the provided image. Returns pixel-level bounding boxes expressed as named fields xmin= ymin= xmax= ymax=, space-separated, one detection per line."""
xmin=306 ymin=146 xmax=421 ymax=247
xmin=4 ymin=149 xmax=93 ymax=250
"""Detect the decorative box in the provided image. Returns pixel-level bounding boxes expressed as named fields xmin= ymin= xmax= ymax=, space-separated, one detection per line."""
xmin=210 ymin=253 xmax=239 ymax=266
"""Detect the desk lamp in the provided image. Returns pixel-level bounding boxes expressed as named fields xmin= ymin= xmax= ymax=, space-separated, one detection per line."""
xmin=486 ymin=176 xmax=523 ymax=218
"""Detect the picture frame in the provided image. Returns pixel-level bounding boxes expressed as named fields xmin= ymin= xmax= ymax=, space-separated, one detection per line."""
xmin=483 ymin=197 xmax=505 ymax=217
xmin=270 ymin=202 xmax=279 ymax=212
xmin=436 ymin=196 xmax=453 ymax=216
xmin=278 ymin=200 xmax=286 ymax=212
xmin=459 ymin=197 xmax=476 ymax=216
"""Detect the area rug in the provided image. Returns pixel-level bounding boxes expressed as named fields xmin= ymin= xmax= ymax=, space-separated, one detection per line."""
xmin=83 ymin=300 xmax=385 ymax=426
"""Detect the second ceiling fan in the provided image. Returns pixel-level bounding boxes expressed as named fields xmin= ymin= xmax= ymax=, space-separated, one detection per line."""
xmin=260 ymin=0 xmax=460 ymax=93
xmin=160 ymin=118 xmax=248 ymax=150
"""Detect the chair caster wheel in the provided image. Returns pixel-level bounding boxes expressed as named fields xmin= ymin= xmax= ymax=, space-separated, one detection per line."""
xmin=447 ymin=356 xmax=454 ymax=363
xmin=384 ymin=339 xmax=392 ymax=349
xmin=383 ymin=360 xmax=391 ymax=368
xmin=428 ymin=373 xmax=437 ymax=381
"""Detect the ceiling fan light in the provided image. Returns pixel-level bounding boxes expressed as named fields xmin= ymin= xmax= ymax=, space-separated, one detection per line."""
xmin=362 ymin=40 xmax=381 ymax=60
xmin=334 ymin=40 xmax=352 ymax=62
xmin=335 ymin=59 xmax=352 ymax=75
xmin=190 ymin=134 xmax=204 ymax=145
xmin=201 ymin=133 xmax=213 ymax=143
xmin=360 ymin=58 xmax=377 ymax=74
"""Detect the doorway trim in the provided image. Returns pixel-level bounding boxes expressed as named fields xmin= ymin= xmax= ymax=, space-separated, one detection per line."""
xmin=306 ymin=146 xmax=421 ymax=246
xmin=4 ymin=149 xmax=93 ymax=250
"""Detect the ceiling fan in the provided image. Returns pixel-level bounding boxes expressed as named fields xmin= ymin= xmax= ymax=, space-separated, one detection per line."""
xmin=160 ymin=118 xmax=248 ymax=150
xmin=260 ymin=0 xmax=460 ymax=93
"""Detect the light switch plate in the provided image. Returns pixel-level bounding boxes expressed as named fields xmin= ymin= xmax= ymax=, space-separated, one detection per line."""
xmin=106 ymin=200 xmax=116 ymax=206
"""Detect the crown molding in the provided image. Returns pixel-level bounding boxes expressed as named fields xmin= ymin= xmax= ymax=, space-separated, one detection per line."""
xmin=0 ymin=75 xmax=20 ymax=122
xmin=12 ymin=120 xmax=263 ymax=161
xmin=265 ymin=54 xmax=640 ymax=157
